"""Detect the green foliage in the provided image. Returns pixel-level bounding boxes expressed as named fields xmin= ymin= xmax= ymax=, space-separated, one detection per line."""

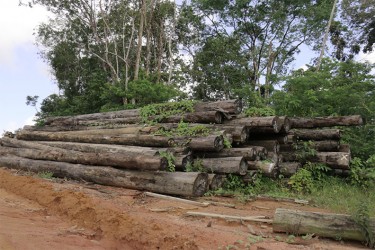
xmin=351 ymin=202 xmax=375 ymax=248
xmin=140 ymin=100 xmax=196 ymax=124
xmin=155 ymin=120 xmax=212 ymax=138
xmin=304 ymin=162 xmax=331 ymax=182
xmin=223 ymin=136 xmax=232 ymax=149
xmin=159 ymin=151 xmax=176 ymax=172
xmin=185 ymin=158 xmax=205 ymax=172
xmin=349 ymin=156 xmax=375 ymax=188
xmin=288 ymin=168 xmax=314 ymax=194
xmin=294 ymin=141 xmax=317 ymax=162
xmin=244 ymin=107 xmax=276 ymax=117
xmin=222 ymin=174 xmax=246 ymax=191
xmin=37 ymin=171 xmax=54 ymax=179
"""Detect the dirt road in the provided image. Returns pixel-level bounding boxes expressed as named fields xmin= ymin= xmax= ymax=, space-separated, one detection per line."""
xmin=0 ymin=168 xmax=367 ymax=249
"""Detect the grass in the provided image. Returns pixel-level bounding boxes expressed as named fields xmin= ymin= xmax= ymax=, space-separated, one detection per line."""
xmin=37 ymin=171 xmax=54 ymax=179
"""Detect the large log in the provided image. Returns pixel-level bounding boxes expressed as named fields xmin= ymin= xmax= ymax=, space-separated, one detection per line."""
xmin=280 ymin=140 xmax=340 ymax=152
xmin=200 ymin=157 xmax=248 ymax=175
xmin=279 ymin=116 xmax=291 ymax=133
xmin=186 ymin=135 xmax=224 ymax=152
xmin=248 ymin=134 xmax=288 ymax=145
xmin=16 ymin=130 xmax=174 ymax=147
xmin=207 ymin=174 xmax=226 ymax=190
xmin=193 ymin=99 xmax=242 ymax=114
xmin=280 ymin=152 xmax=350 ymax=169
xmin=194 ymin=147 xmax=256 ymax=161
xmin=289 ymin=129 xmax=341 ymax=141
xmin=290 ymin=115 xmax=363 ymax=129
xmin=278 ymin=162 xmax=301 ymax=177
xmin=273 ymin=208 xmax=375 ymax=242
xmin=0 ymin=155 xmax=208 ymax=197
xmin=159 ymin=111 xmax=224 ymax=124
xmin=224 ymin=116 xmax=282 ymax=133
xmin=247 ymin=140 xmax=279 ymax=154
xmin=0 ymin=145 xmax=168 ymax=171
xmin=247 ymin=160 xmax=278 ymax=178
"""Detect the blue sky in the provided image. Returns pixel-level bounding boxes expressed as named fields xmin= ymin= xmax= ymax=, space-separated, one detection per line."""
xmin=0 ymin=1 xmax=373 ymax=133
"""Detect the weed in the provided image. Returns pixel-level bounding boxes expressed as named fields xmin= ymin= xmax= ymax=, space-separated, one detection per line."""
xmin=185 ymin=158 xmax=205 ymax=172
xmin=288 ymin=168 xmax=314 ymax=194
xmin=37 ymin=171 xmax=54 ymax=179
xmin=159 ymin=151 xmax=176 ymax=172
xmin=351 ymin=201 xmax=375 ymax=248
xmin=223 ymin=136 xmax=232 ymax=149
xmin=244 ymin=107 xmax=275 ymax=117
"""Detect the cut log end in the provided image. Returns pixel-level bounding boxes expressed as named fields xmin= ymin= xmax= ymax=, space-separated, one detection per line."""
xmin=193 ymin=173 xmax=209 ymax=196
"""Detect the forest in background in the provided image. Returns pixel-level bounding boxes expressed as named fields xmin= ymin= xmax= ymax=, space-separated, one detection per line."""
xmin=21 ymin=0 xmax=374 ymax=162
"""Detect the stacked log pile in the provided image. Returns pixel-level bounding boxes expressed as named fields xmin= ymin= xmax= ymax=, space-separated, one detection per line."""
xmin=0 ymin=98 xmax=363 ymax=196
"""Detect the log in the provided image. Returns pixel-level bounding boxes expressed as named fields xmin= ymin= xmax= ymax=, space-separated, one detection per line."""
xmin=267 ymin=152 xmax=280 ymax=165
xmin=248 ymin=134 xmax=288 ymax=145
xmin=159 ymin=111 xmax=224 ymax=124
xmin=186 ymin=135 xmax=224 ymax=152
xmin=174 ymin=154 xmax=193 ymax=171
xmin=200 ymin=157 xmax=248 ymax=175
xmin=144 ymin=192 xmax=209 ymax=207
xmin=247 ymin=160 xmax=278 ymax=178
xmin=338 ymin=144 xmax=351 ymax=154
xmin=280 ymin=140 xmax=340 ymax=152
xmin=273 ymin=208 xmax=375 ymax=242
xmin=186 ymin=211 xmax=272 ymax=223
xmin=250 ymin=146 xmax=268 ymax=160
xmin=289 ymin=129 xmax=341 ymax=140
xmin=224 ymin=116 xmax=282 ymax=133
xmin=0 ymin=155 xmax=208 ymax=196
xmin=290 ymin=115 xmax=363 ymax=129
xmin=247 ymin=140 xmax=279 ymax=154
xmin=194 ymin=147 xmax=256 ymax=161
xmin=279 ymin=152 xmax=350 ymax=169
xmin=207 ymin=174 xmax=226 ymax=190
xmin=16 ymin=130 xmax=174 ymax=147
xmin=279 ymin=162 xmax=301 ymax=177
xmin=279 ymin=116 xmax=291 ymax=133
xmin=193 ymin=99 xmax=242 ymax=114
xmin=242 ymin=170 xmax=260 ymax=185
xmin=0 ymin=145 xmax=168 ymax=171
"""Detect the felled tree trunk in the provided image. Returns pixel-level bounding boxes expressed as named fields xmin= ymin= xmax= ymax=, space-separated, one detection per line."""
xmin=200 ymin=157 xmax=248 ymax=175
xmin=280 ymin=140 xmax=340 ymax=152
xmin=273 ymin=208 xmax=375 ymax=242
xmin=247 ymin=161 xmax=278 ymax=178
xmin=278 ymin=162 xmax=301 ymax=177
xmin=249 ymin=134 xmax=289 ymax=145
xmin=290 ymin=115 xmax=363 ymax=129
xmin=289 ymin=129 xmax=341 ymax=140
xmin=279 ymin=152 xmax=350 ymax=169
xmin=194 ymin=147 xmax=256 ymax=161
xmin=0 ymin=146 xmax=168 ymax=171
xmin=207 ymin=174 xmax=226 ymax=190
xmin=185 ymin=135 xmax=224 ymax=152
xmin=193 ymin=100 xmax=242 ymax=114
xmin=224 ymin=116 xmax=282 ymax=133
xmin=158 ymin=111 xmax=224 ymax=124
xmin=0 ymin=155 xmax=208 ymax=197
xmin=247 ymin=140 xmax=279 ymax=154
xmin=16 ymin=130 xmax=174 ymax=147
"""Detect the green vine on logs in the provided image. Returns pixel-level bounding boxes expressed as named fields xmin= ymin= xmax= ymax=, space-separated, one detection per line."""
xmin=153 ymin=120 xmax=212 ymax=137
xmin=140 ymin=100 xmax=196 ymax=124
xmin=159 ymin=151 xmax=176 ymax=172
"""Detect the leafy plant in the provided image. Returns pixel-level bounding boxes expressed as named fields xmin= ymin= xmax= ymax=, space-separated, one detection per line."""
xmin=351 ymin=201 xmax=375 ymax=248
xmin=159 ymin=151 xmax=176 ymax=172
xmin=244 ymin=107 xmax=276 ymax=117
xmin=37 ymin=171 xmax=54 ymax=179
xmin=223 ymin=136 xmax=232 ymax=149
xmin=288 ymin=168 xmax=314 ymax=194
xmin=185 ymin=158 xmax=205 ymax=172
xmin=294 ymin=141 xmax=317 ymax=162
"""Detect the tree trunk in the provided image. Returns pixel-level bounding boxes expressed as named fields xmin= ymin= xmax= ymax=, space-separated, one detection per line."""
xmin=273 ymin=208 xmax=375 ymax=242
xmin=289 ymin=129 xmax=341 ymax=140
xmin=193 ymin=100 xmax=242 ymax=114
xmin=290 ymin=115 xmax=363 ymax=129
xmin=183 ymin=135 xmax=224 ymax=152
xmin=249 ymin=134 xmax=288 ymax=145
xmin=194 ymin=147 xmax=256 ymax=161
xmin=159 ymin=111 xmax=224 ymax=124
xmin=280 ymin=140 xmax=340 ymax=152
xmin=0 ymin=146 xmax=167 ymax=171
xmin=207 ymin=174 xmax=226 ymax=190
xmin=247 ymin=140 xmax=279 ymax=154
xmin=338 ymin=144 xmax=351 ymax=154
xmin=0 ymin=155 xmax=208 ymax=197
xmin=279 ymin=116 xmax=291 ymax=133
xmin=134 ymin=0 xmax=146 ymax=81
xmin=279 ymin=162 xmax=301 ymax=177
xmin=247 ymin=161 xmax=278 ymax=178
xmin=200 ymin=157 xmax=248 ymax=175
xmin=225 ymin=116 xmax=281 ymax=133
xmin=280 ymin=152 xmax=350 ymax=169
xmin=16 ymin=130 xmax=174 ymax=147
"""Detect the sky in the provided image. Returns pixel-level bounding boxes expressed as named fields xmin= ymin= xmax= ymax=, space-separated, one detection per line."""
xmin=0 ymin=1 xmax=374 ymax=133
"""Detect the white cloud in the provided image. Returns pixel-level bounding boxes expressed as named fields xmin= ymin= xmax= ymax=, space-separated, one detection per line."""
xmin=2 ymin=116 xmax=35 ymax=133
xmin=0 ymin=1 xmax=49 ymax=66
xmin=358 ymin=51 xmax=375 ymax=64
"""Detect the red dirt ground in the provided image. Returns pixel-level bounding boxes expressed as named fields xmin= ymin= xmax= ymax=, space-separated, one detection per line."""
xmin=0 ymin=167 xmax=368 ymax=250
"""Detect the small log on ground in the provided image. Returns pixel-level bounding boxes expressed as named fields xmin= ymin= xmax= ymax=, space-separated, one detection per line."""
xmin=247 ymin=140 xmax=279 ymax=154
xmin=194 ymin=147 xmax=256 ymax=161
xmin=289 ymin=129 xmax=341 ymax=141
xmin=0 ymin=155 xmax=209 ymax=196
xmin=279 ymin=162 xmax=301 ymax=177
xmin=207 ymin=174 xmax=226 ymax=190
xmin=0 ymin=145 xmax=168 ymax=171
xmin=247 ymin=161 xmax=278 ymax=178
xmin=16 ymin=130 xmax=174 ymax=147
xmin=200 ymin=157 xmax=248 ymax=175
xmin=273 ymin=208 xmax=375 ymax=242
xmin=193 ymin=99 xmax=242 ymax=114
xmin=186 ymin=211 xmax=272 ymax=223
xmin=224 ymin=116 xmax=281 ymax=133
xmin=290 ymin=115 xmax=363 ymax=129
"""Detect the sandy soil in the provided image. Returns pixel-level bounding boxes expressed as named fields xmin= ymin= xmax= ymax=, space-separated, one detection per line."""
xmin=0 ymin=167 xmax=368 ymax=250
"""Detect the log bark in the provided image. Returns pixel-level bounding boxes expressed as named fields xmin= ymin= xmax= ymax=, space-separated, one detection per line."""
xmin=289 ymin=129 xmax=341 ymax=141
xmin=247 ymin=161 xmax=278 ymax=178
xmin=159 ymin=111 xmax=224 ymax=124
xmin=194 ymin=147 xmax=256 ymax=161
xmin=247 ymin=140 xmax=279 ymax=154
xmin=242 ymin=170 xmax=260 ymax=185
xmin=224 ymin=116 xmax=281 ymax=133
xmin=193 ymin=100 xmax=242 ymax=114
xmin=16 ymin=130 xmax=174 ymax=147
xmin=290 ymin=115 xmax=363 ymax=129
xmin=200 ymin=157 xmax=248 ymax=175
xmin=280 ymin=140 xmax=340 ymax=152
xmin=279 ymin=116 xmax=291 ymax=133
xmin=338 ymin=144 xmax=351 ymax=154
xmin=249 ymin=134 xmax=288 ymax=145
xmin=280 ymin=152 xmax=350 ymax=169
xmin=186 ymin=135 xmax=224 ymax=152
xmin=249 ymin=146 xmax=268 ymax=160
xmin=279 ymin=162 xmax=301 ymax=177
xmin=273 ymin=208 xmax=375 ymax=242
xmin=207 ymin=174 xmax=226 ymax=190
xmin=0 ymin=155 xmax=208 ymax=196
xmin=0 ymin=145 xmax=167 ymax=171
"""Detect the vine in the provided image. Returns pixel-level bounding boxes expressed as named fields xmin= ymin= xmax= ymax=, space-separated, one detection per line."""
xmin=159 ymin=151 xmax=176 ymax=172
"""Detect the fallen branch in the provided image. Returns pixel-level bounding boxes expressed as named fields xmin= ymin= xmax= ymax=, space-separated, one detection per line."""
xmin=186 ymin=211 xmax=272 ymax=223
xmin=144 ymin=192 xmax=209 ymax=207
